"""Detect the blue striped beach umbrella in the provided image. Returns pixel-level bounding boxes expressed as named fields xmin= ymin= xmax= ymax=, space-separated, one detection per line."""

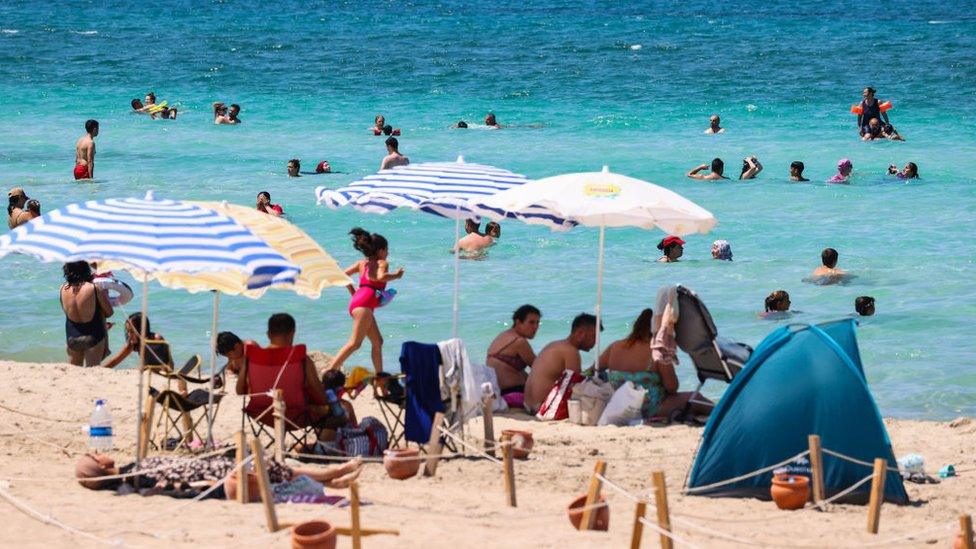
xmin=0 ymin=192 xmax=301 ymax=458
xmin=315 ymin=156 xmax=570 ymax=337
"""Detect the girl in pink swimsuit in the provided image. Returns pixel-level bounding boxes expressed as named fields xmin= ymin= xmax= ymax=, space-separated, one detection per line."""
xmin=330 ymin=227 xmax=405 ymax=374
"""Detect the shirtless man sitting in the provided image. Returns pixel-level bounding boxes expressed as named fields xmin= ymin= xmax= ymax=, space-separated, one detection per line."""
xmin=523 ymin=313 xmax=599 ymax=414
xmin=810 ymin=247 xmax=848 ymax=284
xmin=686 ymin=158 xmax=728 ymax=181
xmin=380 ymin=137 xmax=409 ymax=170
xmin=485 ymin=305 xmax=541 ymax=406
xmin=74 ymin=119 xmax=98 ymax=180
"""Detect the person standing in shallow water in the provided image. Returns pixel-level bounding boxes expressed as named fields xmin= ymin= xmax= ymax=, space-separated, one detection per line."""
xmin=380 ymin=137 xmax=409 ymax=170
xmin=789 ymin=161 xmax=809 ymax=182
xmin=657 ymin=236 xmax=685 ymax=262
xmin=329 ymin=228 xmax=405 ymax=374
xmin=704 ymin=114 xmax=724 ymax=134
xmin=686 ymin=158 xmax=728 ymax=181
xmin=74 ymin=120 xmax=98 ymax=180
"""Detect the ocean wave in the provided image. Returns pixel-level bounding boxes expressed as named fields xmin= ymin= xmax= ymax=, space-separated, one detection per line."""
xmin=70 ymin=30 xmax=99 ymax=35
xmin=1 ymin=29 xmax=19 ymax=34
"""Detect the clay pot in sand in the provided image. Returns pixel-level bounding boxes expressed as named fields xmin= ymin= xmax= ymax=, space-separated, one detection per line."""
xmin=566 ymin=494 xmax=610 ymax=531
xmin=224 ymin=470 xmax=262 ymax=503
xmin=384 ymin=447 xmax=421 ymax=480
xmin=770 ymin=474 xmax=809 ymax=510
xmin=291 ymin=520 xmax=336 ymax=549
xmin=501 ymin=429 xmax=534 ymax=459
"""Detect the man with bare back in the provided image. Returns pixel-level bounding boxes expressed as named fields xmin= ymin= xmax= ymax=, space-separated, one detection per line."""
xmin=74 ymin=119 xmax=98 ymax=180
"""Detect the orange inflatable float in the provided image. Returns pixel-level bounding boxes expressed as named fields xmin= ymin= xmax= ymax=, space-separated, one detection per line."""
xmin=850 ymin=101 xmax=892 ymax=115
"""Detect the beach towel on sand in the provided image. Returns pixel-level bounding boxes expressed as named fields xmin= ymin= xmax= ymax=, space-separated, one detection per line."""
xmin=536 ymin=370 xmax=584 ymax=421
xmin=400 ymin=341 xmax=445 ymax=443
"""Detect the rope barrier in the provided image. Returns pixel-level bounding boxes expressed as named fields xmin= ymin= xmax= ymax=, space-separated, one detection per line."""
xmin=637 ymin=516 xmax=703 ymax=548
xmin=822 ymin=448 xmax=901 ymax=473
xmin=438 ymin=426 xmax=502 ymax=464
xmin=285 ymin=450 xmax=466 ymax=464
xmin=681 ymin=451 xmax=809 ymax=494
xmin=0 ymin=482 xmax=121 ymax=545
xmin=0 ymin=402 xmax=79 ymax=424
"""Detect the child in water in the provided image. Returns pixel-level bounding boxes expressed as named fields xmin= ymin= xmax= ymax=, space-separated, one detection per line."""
xmin=827 ymin=159 xmax=853 ymax=184
xmin=759 ymin=290 xmax=793 ymax=319
xmin=329 ymin=228 xmax=405 ymax=374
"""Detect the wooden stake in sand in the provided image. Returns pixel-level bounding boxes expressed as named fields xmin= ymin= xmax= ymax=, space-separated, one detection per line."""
xmin=272 ymin=389 xmax=285 ymax=463
xmin=138 ymin=388 xmax=155 ymax=460
xmin=501 ymin=432 xmax=517 ymax=507
xmin=482 ymin=395 xmax=496 ymax=458
xmin=808 ymin=434 xmax=825 ymax=506
xmin=248 ymin=438 xmax=279 ymax=533
xmin=234 ymin=430 xmax=248 ymax=504
xmin=580 ymin=460 xmax=606 ymax=531
xmin=866 ymin=458 xmax=887 ymax=534
xmin=629 ymin=497 xmax=648 ymax=549
xmin=652 ymin=471 xmax=673 ymax=549
xmin=959 ymin=514 xmax=974 ymax=549
xmin=350 ymin=481 xmax=362 ymax=549
xmin=424 ymin=411 xmax=446 ymax=477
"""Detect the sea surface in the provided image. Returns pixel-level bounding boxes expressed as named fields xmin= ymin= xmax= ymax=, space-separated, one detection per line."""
xmin=0 ymin=1 xmax=974 ymax=419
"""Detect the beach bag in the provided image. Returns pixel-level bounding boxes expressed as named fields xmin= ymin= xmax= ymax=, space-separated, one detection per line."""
xmin=334 ymin=416 xmax=388 ymax=457
xmin=536 ymin=370 xmax=584 ymax=421
xmin=598 ymin=381 xmax=647 ymax=426
xmin=574 ymin=376 xmax=615 ymax=426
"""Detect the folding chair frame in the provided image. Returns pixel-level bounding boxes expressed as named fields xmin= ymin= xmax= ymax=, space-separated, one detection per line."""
xmin=371 ymin=374 xmax=408 ymax=449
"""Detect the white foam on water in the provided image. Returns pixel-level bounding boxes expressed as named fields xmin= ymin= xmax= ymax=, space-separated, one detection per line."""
xmin=1 ymin=29 xmax=19 ymax=34
xmin=630 ymin=44 xmax=642 ymax=51
xmin=71 ymin=30 xmax=99 ymax=35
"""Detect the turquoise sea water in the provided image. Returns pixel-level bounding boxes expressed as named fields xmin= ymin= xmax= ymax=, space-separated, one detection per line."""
xmin=1 ymin=1 xmax=974 ymax=419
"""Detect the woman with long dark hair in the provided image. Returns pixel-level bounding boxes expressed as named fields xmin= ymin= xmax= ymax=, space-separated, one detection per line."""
xmin=60 ymin=261 xmax=113 ymax=366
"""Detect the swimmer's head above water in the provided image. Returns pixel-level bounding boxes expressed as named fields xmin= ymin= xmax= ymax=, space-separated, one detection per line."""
xmin=855 ymin=296 xmax=875 ymax=316
xmin=464 ymin=218 xmax=480 ymax=235
xmin=764 ymin=290 xmax=791 ymax=312
xmin=657 ymin=235 xmax=685 ymax=262
xmin=821 ymin=247 xmax=839 ymax=268
xmin=485 ymin=221 xmax=501 ymax=238
xmin=710 ymin=157 xmax=724 ymax=176
xmin=287 ymin=158 xmax=300 ymax=177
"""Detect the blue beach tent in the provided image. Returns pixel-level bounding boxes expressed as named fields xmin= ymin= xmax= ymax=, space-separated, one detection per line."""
xmin=686 ymin=319 xmax=908 ymax=504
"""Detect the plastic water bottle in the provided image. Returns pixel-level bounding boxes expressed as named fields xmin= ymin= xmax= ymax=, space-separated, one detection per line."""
xmin=88 ymin=399 xmax=113 ymax=451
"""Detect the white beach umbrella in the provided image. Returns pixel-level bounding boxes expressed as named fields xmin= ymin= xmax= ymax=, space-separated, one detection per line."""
xmin=476 ymin=166 xmax=717 ymax=361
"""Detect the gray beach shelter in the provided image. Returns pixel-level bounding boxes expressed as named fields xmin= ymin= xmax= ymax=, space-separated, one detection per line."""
xmin=687 ymin=319 xmax=908 ymax=504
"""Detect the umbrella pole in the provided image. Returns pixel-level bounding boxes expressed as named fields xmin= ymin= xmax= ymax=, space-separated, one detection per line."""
xmin=135 ymin=274 xmax=149 ymax=463
xmin=452 ymin=210 xmax=461 ymax=339
xmin=206 ymin=291 xmax=220 ymax=448
xmin=594 ymin=223 xmax=606 ymax=371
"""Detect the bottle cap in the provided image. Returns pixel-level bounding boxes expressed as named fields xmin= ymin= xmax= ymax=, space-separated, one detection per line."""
xmin=95 ymin=399 xmax=105 ymax=406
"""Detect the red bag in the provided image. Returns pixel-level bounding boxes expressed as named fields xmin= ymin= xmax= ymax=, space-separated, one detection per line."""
xmin=536 ymin=370 xmax=584 ymax=421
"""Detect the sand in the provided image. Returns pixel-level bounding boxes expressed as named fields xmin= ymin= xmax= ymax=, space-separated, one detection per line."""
xmin=0 ymin=360 xmax=973 ymax=548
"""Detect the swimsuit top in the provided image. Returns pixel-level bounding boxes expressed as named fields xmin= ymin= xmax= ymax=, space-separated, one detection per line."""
xmin=860 ymin=98 xmax=881 ymax=122
xmin=358 ymin=261 xmax=387 ymax=292
xmin=60 ymin=283 xmax=106 ymax=340
xmin=488 ymin=337 xmax=529 ymax=370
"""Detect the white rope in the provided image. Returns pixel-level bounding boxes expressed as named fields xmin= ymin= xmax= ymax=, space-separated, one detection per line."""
xmin=637 ymin=516 xmax=703 ymax=548
xmin=438 ymin=427 xmax=501 ymax=464
xmin=0 ymin=402 xmax=78 ymax=423
xmin=682 ymin=451 xmax=809 ymax=494
xmin=822 ymin=448 xmax=901 ymax=473
xmin=286 ymin=450 xmax=465 ymax=464
xmin=0 ymin=482 xmax=120 ymax=545
xmin=595 ymin=473 xmax=641 ymax=503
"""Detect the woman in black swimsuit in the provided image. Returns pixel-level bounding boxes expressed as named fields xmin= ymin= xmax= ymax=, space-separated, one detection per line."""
xmin=59 ymin=261 xmax=113 ymax=367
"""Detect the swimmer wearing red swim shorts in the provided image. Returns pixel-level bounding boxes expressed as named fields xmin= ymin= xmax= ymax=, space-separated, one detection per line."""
xmin=74 ymin=119 xmax=98 ymax=180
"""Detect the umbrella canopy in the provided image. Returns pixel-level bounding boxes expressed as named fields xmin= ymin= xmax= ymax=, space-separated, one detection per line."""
xmin=478 ymin=165 xmax=716 ymax=233
xmin=168 ymin=201 xmax=350 ymax=299
xmin=0 ymin=194 xmax=300 ymax=289
xmin=476 ymin=166 xmax=717 ymax=362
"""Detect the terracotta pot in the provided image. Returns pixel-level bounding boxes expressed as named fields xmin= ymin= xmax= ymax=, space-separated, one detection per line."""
xmin=224 ymin=470 xmax=262 ymax=503
xmin=770 ymin=474 xmax=809 ymax=510
xmin=384 ymin=448 xmax=421 ymax=480
xmin=501 ymin=429 xmax=534 ymax=460
xmin=291 ymin=520 xmax=336 ymax=549
xmin=566 ymin=494 xmax=610 ymax=531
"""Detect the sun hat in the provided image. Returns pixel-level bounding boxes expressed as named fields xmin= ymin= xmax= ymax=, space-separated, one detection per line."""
xmin=837 ymin=158 xmax=852 ymax=169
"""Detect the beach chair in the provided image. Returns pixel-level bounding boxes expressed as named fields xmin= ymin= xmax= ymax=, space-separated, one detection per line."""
xmin=370 ymin=373 xmax=408 ymax=449
xmin=674 ymin=285 xmax=753 ymax=414
xmin=240 ymin=343 xmax=327 ymax=454
xmin=148 ymin=365 xmax=227 ymax=451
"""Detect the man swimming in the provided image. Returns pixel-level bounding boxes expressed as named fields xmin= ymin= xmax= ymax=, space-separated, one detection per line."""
xmin=523 ymin=313 xmax=599 ymax=414
xmin=456 ymin=221 xmax=500 ymax=254
xmin=789 ymin=161 xmax=809 ymax=182
xmin=287 ymin=158 xmax=301 ymax=177
xmin=380 ymin=137 xmax=409 ymax=170
xmin=74 ymin=119 xmax=98 ymax=180
xmin=485 ymin=112 xmax=500 ymax=128
xmin=686 ymin=158 xmax=728 ymax=181
xmin=810 ymin=247 xmax=848 ymax=284
xmin=228 ymin=103 xmax=242 ymax=124
xmin=704 ymin=115 xmax=725 ymax=134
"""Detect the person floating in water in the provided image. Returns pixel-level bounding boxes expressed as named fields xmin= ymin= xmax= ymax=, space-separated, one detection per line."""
xmin=329 ymin=227 xmax=405 ymax=374
xmin=380 ymin=137 xmax=409 ymax=170
xmin=856 ymin=87 xmax=890 ymax=137
xmin=657 ymin=236 xmax=684 ymax=262
xmin=704 ymin=114 xmax=725 ymax=134
xmin=855 ymin=296 xmax=875 ymax=316
xmin=686 ymin=158 xmax=728 ymax=181
xmin=228 ymin=103 xmax=242 ymax=124
xmin=454 ymin=120 xmax=468 ymax=128
xmin=74 ymin=119 xmax=98 ymax=180
xmin=789 ymin=161 xmax=809 ymax=182
xmin=827 ymin=159 xmax=853 ymax=184
xmin=287 ymin=158 xmax=301 ymax=177
xmin=256 ymin=191 xmax=283 ymax=216
xmin=739 ymin=155 xmax=763 ymax=180
xmin=485 ymin=112 xmax=500 ymax=128
xmin=711 ymin=240 xmax=733 ymax=261
xmin=810 ymin=247 xmax=848 ymax=284
xmin=759 ymin=290 xmax=792 ymax=319
xmin=888 ymin=162 xmax=919 ymax=179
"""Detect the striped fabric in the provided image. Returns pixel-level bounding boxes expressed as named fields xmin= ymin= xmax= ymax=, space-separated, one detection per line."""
xmin=0 ymin=195 xmax=300 ymax=290
xmin=315 ymin=158 xmax=573 ymax=229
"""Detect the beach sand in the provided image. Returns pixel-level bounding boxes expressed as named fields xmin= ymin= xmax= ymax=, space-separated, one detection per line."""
xmin=0 ymin=360 xmax=973 ymax=548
